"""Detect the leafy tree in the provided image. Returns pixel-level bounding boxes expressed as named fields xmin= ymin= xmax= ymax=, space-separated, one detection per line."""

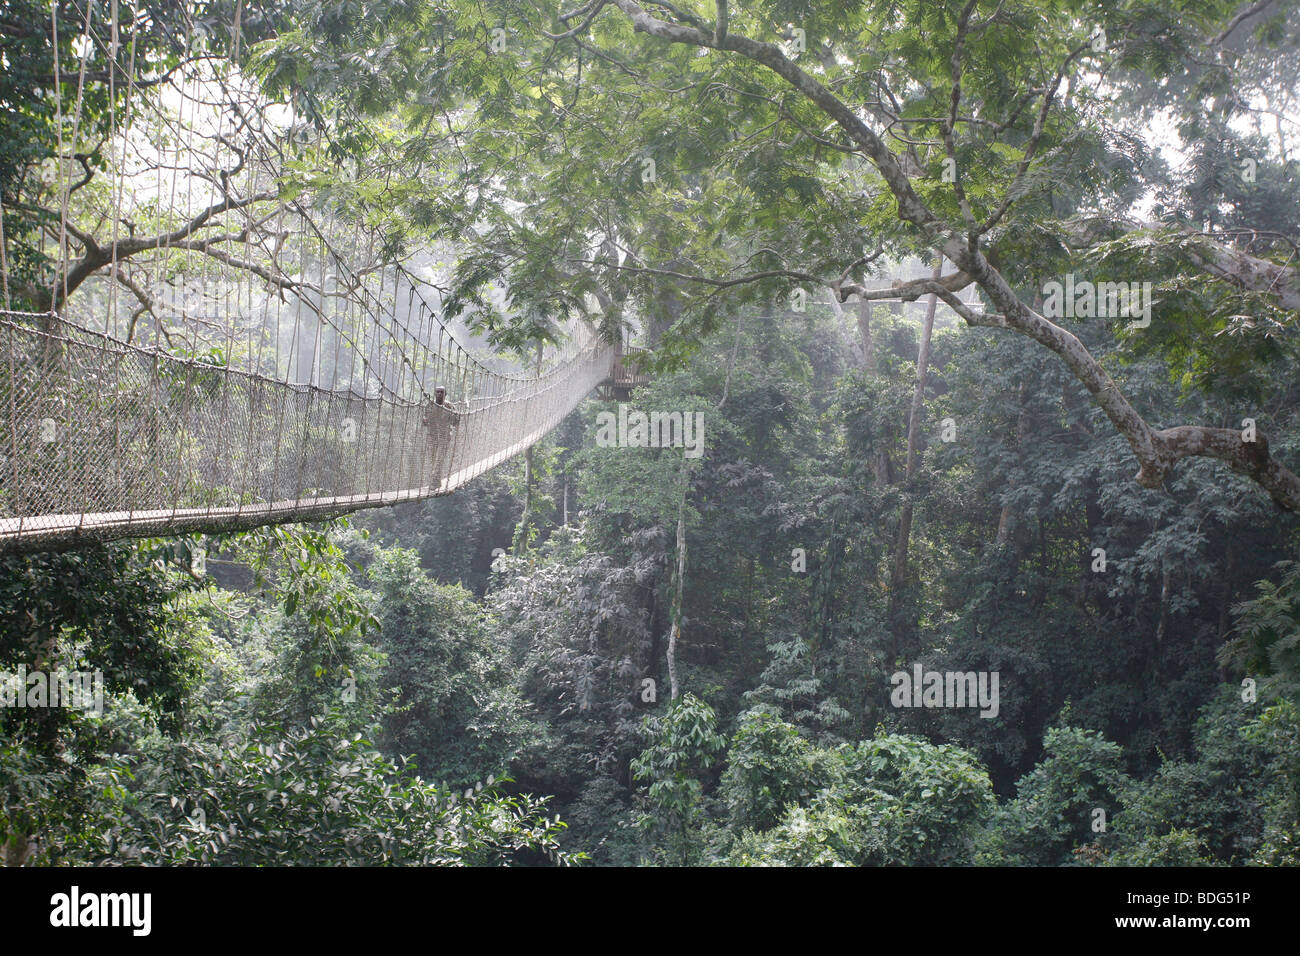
xmin=2 ymin=1 xmax=294 ymax=314
xmin=110 ymin=711 xmax=578 ymax=866
xmin=488 ymin=524 xmax=653 ymax=785
xmin=367 ymin=544 xmax=536 ymax=787
xmin=981 ymin=724 xmax=1130 ymax=866
xmin=728 ymin=731 xmax=994 ymax=866
xmin=1221 ymin=561 xmax=1300 ymax=704
xmin=1105 ymin=694 xmax=1300 ymax=865
xmin=631 ymin=692 xmax=726 ymax=865
xmin=0 ymin=540 xmax=203 ymax=864
xmin=718 ymin=709 xmax=829 ymax=833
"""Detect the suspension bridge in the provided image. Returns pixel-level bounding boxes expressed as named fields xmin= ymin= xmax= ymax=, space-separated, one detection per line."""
xmin=0 ymin=8 xmax=646 ymax=553
xmin=0 ymin=307 xmax=627 ymax=553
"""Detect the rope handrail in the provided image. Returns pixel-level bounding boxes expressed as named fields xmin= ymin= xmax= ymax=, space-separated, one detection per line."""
xmin=0 ymin=311 xmax=607 ymax=408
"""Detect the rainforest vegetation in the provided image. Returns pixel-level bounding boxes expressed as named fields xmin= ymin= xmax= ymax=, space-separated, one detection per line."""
xmin=2 ymin=0 xmax=1299 ymax=866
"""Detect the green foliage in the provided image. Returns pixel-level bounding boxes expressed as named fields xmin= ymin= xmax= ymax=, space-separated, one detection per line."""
xmin=5 ymin=0 xmax=1300 ymax=870
xmin=235 ymin=523 xmax=378 ymax=641
xmin=0 ymin=542 xmax=203 ymax=732
xmin=110 ymin=712 xmax=578 ymax=866
xmin=1104 ymin=695 xmax=1300 ymax=866
xmin=1104 ymin=829 xmax=1214 ymax=867
xmin=0 ymin=523 xmax=583 ymax=865
xmin=980 ymin=725 xmax=1130 ymax=866
xmin=222 ymin=526 xmax=383 ymax=729
xmin=368 ymin=545 xmax=536 ymax=786
xmin=354 ymin=469 xmax=520 ymax=595
xmin=727 ymin=731 xmax=995 ymax=866
xmin=719 ymin=709 xmax=825 ymax=833
xmin=631 ymin=693 xmax=726 ymax=865
xmin=0 ymin=541 xmax=205 ymax=861
xmin=489 ymin=522 xmax=653 ymax=742
xmin=1221 ymin=561 xmax=1300 ymax=704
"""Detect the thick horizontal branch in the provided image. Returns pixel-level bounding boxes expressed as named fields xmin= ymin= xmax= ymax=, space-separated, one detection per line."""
xmin=1153 ymin=424 xmax=1300 ymax=511
xmin=841 ymin=270 xmax=973 ymax=302
xmin=1178 ymin=231 xmax=1300 ymax=312
xmin=31 ymin=190 xmax=282 ymax=311
xmin=1062 ymin=218 xmax=1300 ymax=310
xmin=580 ymin=259 xmax=822 ymax=291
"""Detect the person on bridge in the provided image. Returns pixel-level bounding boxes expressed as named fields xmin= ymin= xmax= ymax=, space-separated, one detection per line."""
xmin=424 ymin=385 xmax=464 ymax=488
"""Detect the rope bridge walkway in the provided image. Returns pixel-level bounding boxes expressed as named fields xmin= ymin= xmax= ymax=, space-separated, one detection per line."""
xmin=0 ymin=7 xmax=627 ymax=553
xmin=0 ymin=310 xmax=615 ymax=552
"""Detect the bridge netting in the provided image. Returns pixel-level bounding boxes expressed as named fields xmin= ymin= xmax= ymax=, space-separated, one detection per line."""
xmin=0 ymin=4 xmax=618 ymax=552
xmin=0 ymin=310 xmax=613 ymax=551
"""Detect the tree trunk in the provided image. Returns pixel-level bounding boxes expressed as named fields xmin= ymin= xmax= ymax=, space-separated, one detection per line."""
xmin=996 ymin=287 xmax=1044 ymax=548
xmin=513 ymin=444 xmax=534 ymax=551
xmin=3 ymin=834 xmax=31 ymax=866
xmin=718 ymin=313 xmax=744 ymax=408
xmin=666 ymin=458 xmax=689 ymax=700
xmin=854 ymin=294 xmax=894 ymax=485
xmin=996 ymin=381 xmax=1029 ymax=546
xmin=513 ymin=347 xmax=544 ymax=550
xmin=1156 ymin=562 xmax=1171 ymax=646
xmin=857 ymin=295 xmax=876 ymax=373
xmin=1217 ymin=543 xmax=1234 ymax=681
xmin=887 ymin=259 xmax=942 ymax=643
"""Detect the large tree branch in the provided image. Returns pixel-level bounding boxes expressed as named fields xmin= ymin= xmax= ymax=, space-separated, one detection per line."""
xmin=844 ymin=270 xmax=973 ymax=303
xmin=607 ymin=0 xmax=946 ymax=241
xmin=1154 ymin=424 xmax=1300 ymax=510
xmin=600 ymin=0 xmax=1300 ymax=511
xmin=1063 ymin=218 xmax=1300 ymax=311
xmin=1178 ymin=232 xmax=1300 ymax=312
xmin=931 ymin=264 xmax=1300 ymax=510
xmin=112 ymin=191 xmax=279 ymax=259
xmin=37 ymin=190 xmax=282 ymax=311
xmin=1211 ymin=0 xmax=1278 ymax=44
xmin=17 ymin=203 xmax=100 ymax=254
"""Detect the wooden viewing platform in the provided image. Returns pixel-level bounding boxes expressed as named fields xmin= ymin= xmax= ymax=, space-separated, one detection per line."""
xmin=597 ymin=345 xmax=651 ymax=400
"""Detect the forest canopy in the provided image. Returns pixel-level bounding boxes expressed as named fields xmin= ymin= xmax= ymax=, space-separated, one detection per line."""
xmin=1 ymin=0 xmax=1298 ymax=870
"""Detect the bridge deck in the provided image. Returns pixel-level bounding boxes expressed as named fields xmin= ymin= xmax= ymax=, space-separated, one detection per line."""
xmin=0 ymin=418 xmax=557 ymax=552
